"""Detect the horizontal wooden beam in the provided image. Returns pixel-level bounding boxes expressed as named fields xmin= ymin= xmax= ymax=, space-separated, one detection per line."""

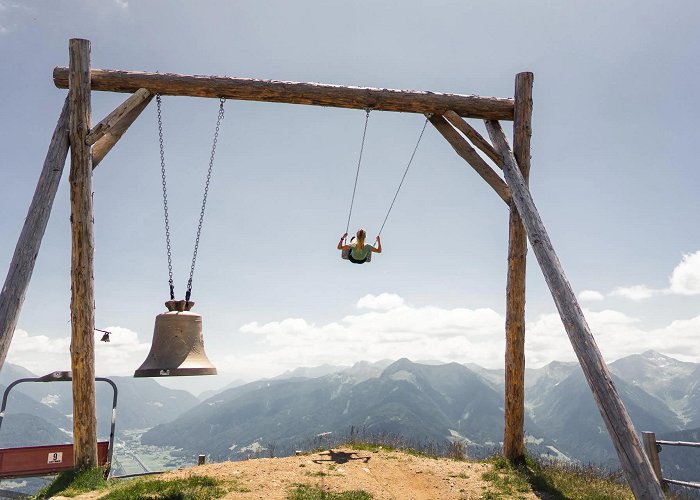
xmin=87 ymin=88 xmax=150 ymax=145
xmin=53 ymin=67 xmax=514 ymax=120
xmin=429 ymin=114 xmax=511 ymax=204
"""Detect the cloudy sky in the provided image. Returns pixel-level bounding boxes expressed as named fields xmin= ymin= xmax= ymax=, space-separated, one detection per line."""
xmin=1 ymin=0 xmax=698 ymax=394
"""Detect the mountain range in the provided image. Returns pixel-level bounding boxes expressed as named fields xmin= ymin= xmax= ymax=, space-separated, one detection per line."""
xmin=2 ymin=351 xmax=699 ymax=484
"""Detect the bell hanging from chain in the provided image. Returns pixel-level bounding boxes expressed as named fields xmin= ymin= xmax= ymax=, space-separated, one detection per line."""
xmin=134 ymin=300 xmax=217 ymax=377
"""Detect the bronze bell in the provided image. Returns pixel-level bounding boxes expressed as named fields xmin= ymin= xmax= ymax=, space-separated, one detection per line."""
xmin=134 ymin=300 xmax=217 ymax=377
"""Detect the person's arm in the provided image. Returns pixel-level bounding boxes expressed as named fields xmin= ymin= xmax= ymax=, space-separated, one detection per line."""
xmin=337 ymin=233 xmax=350 ymax=250
xmin=372 ymin=235 xmax=382 ymax=253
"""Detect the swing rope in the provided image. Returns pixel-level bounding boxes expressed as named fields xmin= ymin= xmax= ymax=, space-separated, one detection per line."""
xmin=345 ymin=109 xmax=371 ymax=237
xmin=376 ymin=115 xmax=429 ymax=239
xmin=157 ymin=95 xmax=226 ymax=301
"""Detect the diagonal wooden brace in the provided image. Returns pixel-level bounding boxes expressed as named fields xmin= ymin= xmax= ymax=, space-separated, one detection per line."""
xmin=91 ymin=88 xmax=153 ymax=168
xmin=87 ymin=88 xmax=150 ymax=145
xmin=485 ymin=119 xmax=665 ymax=500
xmin=0 ymin=98 xmax=70 ymax=371
xmin=443 ymin=110 xmax=503 ymax=169
xmin=429 ymin=114 xmax=511 ymax=205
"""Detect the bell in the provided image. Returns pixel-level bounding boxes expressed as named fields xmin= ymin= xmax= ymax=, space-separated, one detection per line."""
xmin=134 ymin=300 xmax=217 ymax=377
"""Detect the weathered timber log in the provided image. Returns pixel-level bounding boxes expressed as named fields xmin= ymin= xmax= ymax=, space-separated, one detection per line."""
xmin=485 ymin=119 xmax=665 ymax=500
xmin=86 ymin=88 xmax=150 ymax=145
xmin=68 ymin=38 xmax=98 ymax=469
xmin=443 ymin=110 xmax=503 ymax=168
xmin=429 ymin=114 xmax=511 ymax=204
xmin=502 ymin=72 xmax=533 ymax=463
xmin=642 ymin=432 xmax=665 ymax=489
xmin=92 ymin=91 xmax=153 ymax=168
xmin=0 ymin=98 xmax=70 ymax=371
xmin=53 ymin=67 xmax=514 ymax=120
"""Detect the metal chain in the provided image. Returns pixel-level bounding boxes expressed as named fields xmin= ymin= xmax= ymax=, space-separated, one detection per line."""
xmin=156 ymin=95 xmax=175 ymax=300
xmin=186 ymin=97 xmax=226 ymax=301
xmin=345 ymin=109 xmax=371 ymax=237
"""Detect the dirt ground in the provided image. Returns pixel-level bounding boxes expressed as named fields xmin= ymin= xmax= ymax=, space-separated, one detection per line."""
xmin=64 ymin=448 xmax=541 ymax=499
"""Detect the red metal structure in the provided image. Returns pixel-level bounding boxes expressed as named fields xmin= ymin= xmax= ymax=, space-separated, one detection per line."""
xmin=0 ymin=371 xmax=117 ymax=478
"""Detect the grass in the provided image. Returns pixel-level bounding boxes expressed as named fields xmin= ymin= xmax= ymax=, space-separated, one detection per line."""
xmin=33 ymin=466 xmax=108 ymax=498
xmin=100 ymin=475 xmax=237 ymax=499
xmin=33 ymin=472 xmax=247 ymax=500
xmin=288 ymin=483 xmax=373 ymax=500
xmin=481 ymin=455 xmax=635 ymax=500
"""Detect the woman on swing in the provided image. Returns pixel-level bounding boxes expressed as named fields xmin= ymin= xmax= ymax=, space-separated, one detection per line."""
xmin=337 ymin=229 xmax=381 ymax=264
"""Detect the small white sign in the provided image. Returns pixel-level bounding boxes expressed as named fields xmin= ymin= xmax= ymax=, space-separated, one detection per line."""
xmin=47 ymin=452 xmax=63 ymax=464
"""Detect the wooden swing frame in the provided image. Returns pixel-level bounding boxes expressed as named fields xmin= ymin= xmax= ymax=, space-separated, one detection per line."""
xmin=0 ymin=39 xmax=665 ymax=498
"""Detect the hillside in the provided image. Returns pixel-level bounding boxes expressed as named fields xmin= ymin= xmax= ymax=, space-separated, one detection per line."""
xmin=141 ymin=359 xmax=552 ymax=460
xmin=44 ymin=448 xmax=635 ymax=500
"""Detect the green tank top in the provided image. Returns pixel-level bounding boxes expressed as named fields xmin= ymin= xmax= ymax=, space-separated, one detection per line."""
xmin=350 ymin=244 xmax=372 ymax=260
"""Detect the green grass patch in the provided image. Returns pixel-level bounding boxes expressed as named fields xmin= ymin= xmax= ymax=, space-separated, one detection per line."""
xmin=288 ymin=483 xmax=373 ymax=499
xmin=33 ymin=466 xmax=108 ymax=498
xmin=101 ymin=475 xmax=240 ymax=500
xmin=481 ymin=455 xmax=634 ymax=500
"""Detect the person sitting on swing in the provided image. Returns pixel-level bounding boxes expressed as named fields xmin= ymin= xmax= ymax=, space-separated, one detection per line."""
xmin=337 ymin=229 xmax=381 ymax=264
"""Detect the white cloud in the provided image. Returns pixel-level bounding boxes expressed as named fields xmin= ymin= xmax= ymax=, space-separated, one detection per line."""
xmin=608 ymin=250 xmax=700 ymax=300
xmin=113 ymin=0 xmax=128 ymax=8
xmin=578 ymin=290 xmax=604 ymax=302
xmin=610 ymin=285 xmax=660 ymax=301
xmin=668 ymin=251 xmax=700 ymax=295
xmin=235 ymin=295 xmax=700 ymax=378
xmin=7 ymin=327 xmax=149 ymax=377
xmin=238 ymin=299 xmax=506 ymax=372
xmin=356 ymin=293 xmax=405 ymax=311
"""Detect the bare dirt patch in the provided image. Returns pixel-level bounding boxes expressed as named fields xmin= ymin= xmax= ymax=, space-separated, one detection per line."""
xmin=159 ymin=448 xmax=538 ymax=499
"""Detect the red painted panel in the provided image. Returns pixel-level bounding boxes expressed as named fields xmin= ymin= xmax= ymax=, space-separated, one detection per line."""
xmin=0 ymin=441 xmax=108 ymax=478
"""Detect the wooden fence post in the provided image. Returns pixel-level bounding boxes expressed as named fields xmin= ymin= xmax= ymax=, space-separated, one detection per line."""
xmin=0 ymin=98 xmax=70 ymax=372
xmin=642 ymin=432 xmax=666 ymax=490
xmin=68 ymin=37 xmax=98 ymax=469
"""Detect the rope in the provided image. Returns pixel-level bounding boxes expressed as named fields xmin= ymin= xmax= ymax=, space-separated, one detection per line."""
xmin=376 ymin=116 xmax=429 ymax=238
xmin=345 ymin=109 xmax=371 ymax=236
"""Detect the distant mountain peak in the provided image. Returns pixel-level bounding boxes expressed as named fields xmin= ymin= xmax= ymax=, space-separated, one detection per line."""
xmin=641 ymin=350 xmax=671 ymax=361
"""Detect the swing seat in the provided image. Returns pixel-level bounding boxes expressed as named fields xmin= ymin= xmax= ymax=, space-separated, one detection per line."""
xmin=341 ymin=248 xmax=372 ymax=264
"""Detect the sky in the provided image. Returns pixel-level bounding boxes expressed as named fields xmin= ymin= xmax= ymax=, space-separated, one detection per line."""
xmin=0 ymin=0 xmax=698 ymax=395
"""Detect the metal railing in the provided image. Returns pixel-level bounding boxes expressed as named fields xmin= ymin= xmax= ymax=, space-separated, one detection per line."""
xmin=642 ymin=431 xmax=700 ymax=491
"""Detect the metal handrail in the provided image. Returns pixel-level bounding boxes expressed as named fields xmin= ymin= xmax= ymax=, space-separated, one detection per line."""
xmin=0 ymin=371 xmax=118 ymax=477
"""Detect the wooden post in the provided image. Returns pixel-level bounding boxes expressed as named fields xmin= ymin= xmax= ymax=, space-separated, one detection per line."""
xmin=503 ymin=72 xmax=533 ymax=463
xmin=0 ymin=98 xmax=70 ymax=371
xmin=485 ymin=119 xmax=665 ymax=499
xmin=68 ymin=38 xmax=97 ymax=469
xmin=198 ymin=455 xmax=206 ymax=466
xmin=642 ymin=432 xmax=666 ymax=490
